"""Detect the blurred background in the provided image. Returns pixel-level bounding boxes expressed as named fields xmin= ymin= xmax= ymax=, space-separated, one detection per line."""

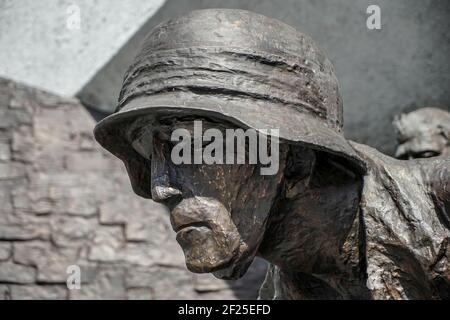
xmin=0 ymin=0 xmax=449 ymax=299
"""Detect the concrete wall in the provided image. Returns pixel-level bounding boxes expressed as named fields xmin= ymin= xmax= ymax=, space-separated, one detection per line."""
xmin=0 ymin=0 xmax=165 ymax=96
xmin=78 ymin=0 xmax=450 ymax=155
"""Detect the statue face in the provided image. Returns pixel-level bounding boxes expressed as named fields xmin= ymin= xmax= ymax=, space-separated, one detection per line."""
xmin=395 ymin=134 xmax=449 ymax=159
xmin=133 ymin=117 xmax=287 ymax=279
xmin=394 ymin=109 xmax=450 ymax=159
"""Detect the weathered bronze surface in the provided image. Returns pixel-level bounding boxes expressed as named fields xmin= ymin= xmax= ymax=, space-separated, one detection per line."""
xmin=94 ymin=9 xmax=450 ymax=299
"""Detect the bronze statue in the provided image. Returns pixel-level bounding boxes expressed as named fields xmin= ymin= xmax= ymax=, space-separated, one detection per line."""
xmin=393 ymin=107 xmax=450 ymax=159
xmin=94 ymin=9 xmax=450 ymax=299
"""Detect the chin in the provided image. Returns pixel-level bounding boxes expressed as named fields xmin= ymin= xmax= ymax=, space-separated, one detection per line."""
xmin=182 ymin=248 xmax=252 ymax=279
xmin=212 ymin=258 xmax=254 ymax=280
xmin=184 ymin=257 xmax=231 ymax=274
xmin=184 ymin=258 xmax=245 ymax=279
xmin=179 ymin=240 xmax=237 ymax=274
xmin=176 ymin=223 xmax=242 ymax=274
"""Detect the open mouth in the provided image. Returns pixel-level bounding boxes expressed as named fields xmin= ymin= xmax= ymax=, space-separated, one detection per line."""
xmin=173 ymin=221 xmax=211 ymax=233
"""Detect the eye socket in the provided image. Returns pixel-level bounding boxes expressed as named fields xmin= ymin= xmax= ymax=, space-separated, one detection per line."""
xmin=131 ymin=135 xmax=153 ymax=159
xmin=415 ymin=150 xmax=440 ymax=158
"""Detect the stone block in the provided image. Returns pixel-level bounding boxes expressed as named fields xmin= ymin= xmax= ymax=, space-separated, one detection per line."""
xmin=127 ymin=288 xmax=153 ymax=300
xmin=126 ymin=266 xmax=197 ymax=299
xmin=0 ymin=285 xmax=11 ymax=300
xmin=0 ymin=141 xmax=11 ymax=161
xmin=0 ymin=242 xmax=12 ymax=260
xmin=0 ymin=223 xmax=50 ymax=241
xmin=14 ymin=241 xmax=79 ymax=283
xmin=10 ymin=285 xmax=67 ymax=300
xmin=88 ymin=226 xmax=124 ymax=262
xmin=51 ymin=216 xmax=97 ymax=247
xmin=69 ymin=267 xmax=126 ymax=300
xmin=0 ymin=163 xmax=26 ymax=180
xmin=0 ymin=260 xmax=36 ymax=284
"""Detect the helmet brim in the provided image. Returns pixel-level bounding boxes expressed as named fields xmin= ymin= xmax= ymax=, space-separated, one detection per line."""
xmin=94 ymin=94 xmax=366 ymax=198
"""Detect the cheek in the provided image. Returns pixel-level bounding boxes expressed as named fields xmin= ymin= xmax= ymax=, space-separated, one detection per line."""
xmin=230 ymin=176 xmax=281 ymax=243
xmin=168 ymin=163 xmax=283 ymax=240
xmin=224 ymin=166 xmax=284 ymax=245
xmin=169 ymin=163 xmax=245 ymax=204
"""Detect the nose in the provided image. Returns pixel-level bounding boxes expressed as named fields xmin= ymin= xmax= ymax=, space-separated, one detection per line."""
xmin=151 ymin=182 xmax=182 ymax=203
xmin=151 ymin=135 xmax=182 ymax=204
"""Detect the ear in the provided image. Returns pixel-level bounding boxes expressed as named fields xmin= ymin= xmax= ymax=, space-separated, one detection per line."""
xmin=392 ymin=114 xmax=407 ymax=142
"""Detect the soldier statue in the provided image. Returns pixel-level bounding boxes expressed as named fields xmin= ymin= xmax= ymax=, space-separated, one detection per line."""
xmin=94 ymin=9 xmax=450 ymax=299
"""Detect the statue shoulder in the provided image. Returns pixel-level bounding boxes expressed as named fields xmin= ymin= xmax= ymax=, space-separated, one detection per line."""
xmin=418 ymin=156 xmax=450 ymax=206
xmin=349 ymin=140 xmax=449 ymax=197
xmin=347 ymin=140 xmax=403 ymax=172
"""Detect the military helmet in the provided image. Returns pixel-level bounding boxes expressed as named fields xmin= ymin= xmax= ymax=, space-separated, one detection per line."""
xmin=94 ymin=9 xmax=366 ymax=198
